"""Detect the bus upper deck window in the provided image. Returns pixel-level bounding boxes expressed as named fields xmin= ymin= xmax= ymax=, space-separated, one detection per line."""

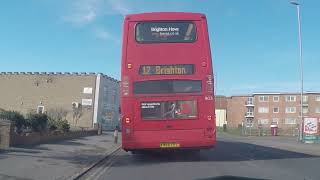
xmin=135 ymin=22 xmax=196 ymax=43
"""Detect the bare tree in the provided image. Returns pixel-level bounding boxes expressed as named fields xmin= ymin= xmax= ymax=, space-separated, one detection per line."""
xmin=72 ymin=104 xmax=82 ymax=126
xmin=47 ymin=108 xmax=68 ymax=121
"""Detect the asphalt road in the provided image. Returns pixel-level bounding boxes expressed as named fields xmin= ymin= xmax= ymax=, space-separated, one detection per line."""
xmin=81 ymin=135 xmax=320 ymax=180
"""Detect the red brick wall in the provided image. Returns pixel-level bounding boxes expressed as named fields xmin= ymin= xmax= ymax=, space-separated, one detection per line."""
xmin=226 ymin=96 xmax=248 ymax=128
xmin=215 ymin=96 xmax=227 ymax=109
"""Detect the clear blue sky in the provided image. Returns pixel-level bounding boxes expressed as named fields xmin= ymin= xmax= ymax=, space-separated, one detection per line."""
xmin=1 ymin=0 xmax=319 ymax=95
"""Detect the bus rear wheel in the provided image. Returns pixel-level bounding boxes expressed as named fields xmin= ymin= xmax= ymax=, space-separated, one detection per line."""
xmin=131 ymin=150 xmax=144 ymax=155
xmin=185 ymin=149 xmax=201 ymax=160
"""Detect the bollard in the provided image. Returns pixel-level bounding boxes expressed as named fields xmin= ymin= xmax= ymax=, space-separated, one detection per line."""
xmin=113 ymin=128 xmax=118 ymax=144
xmin=98 ymin=123 xmax=102 ymax=135
xmin=223 ymin=124 xmax=227 ymax=132
xmin=94 ymin=123 xmax=102 ymax=135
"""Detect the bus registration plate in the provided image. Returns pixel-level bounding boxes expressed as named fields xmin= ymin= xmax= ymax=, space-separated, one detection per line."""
xmin=160 ymin=142 xmax=180 ymax=148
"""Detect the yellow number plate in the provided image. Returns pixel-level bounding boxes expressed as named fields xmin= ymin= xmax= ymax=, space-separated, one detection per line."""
xmin=160 ymin=142 xmax=180 ymax=148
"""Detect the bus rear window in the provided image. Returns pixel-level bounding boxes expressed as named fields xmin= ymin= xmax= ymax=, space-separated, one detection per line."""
xmin=133 ymin=80 xmax=201 ymax=94
xmin=135 ymin=22 xmax=196 ymax=43
xmin=141 ymin=100 xmax=197 ymax=120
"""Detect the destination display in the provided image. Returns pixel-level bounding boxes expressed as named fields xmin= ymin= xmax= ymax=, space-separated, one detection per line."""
xmin=139 ymin=64 xmax=194 ymax=75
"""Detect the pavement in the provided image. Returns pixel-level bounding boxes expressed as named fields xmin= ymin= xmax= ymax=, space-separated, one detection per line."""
xmin=0 ymin=131 xmax=120 ymax=180
xmin=87 ymin=133 xmax=320 ymax=180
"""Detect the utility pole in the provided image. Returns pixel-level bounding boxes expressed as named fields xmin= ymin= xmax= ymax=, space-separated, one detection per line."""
xmin=290 ymin=1 xmax=304 ymax=142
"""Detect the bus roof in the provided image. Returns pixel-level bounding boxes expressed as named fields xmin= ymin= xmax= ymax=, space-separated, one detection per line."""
xmin=125 ymin=12 xmax=206 ymax=21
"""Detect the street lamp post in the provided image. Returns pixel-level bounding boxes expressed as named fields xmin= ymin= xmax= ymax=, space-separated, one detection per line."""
xmin=290 ymin=1 xmax=304 ymax=142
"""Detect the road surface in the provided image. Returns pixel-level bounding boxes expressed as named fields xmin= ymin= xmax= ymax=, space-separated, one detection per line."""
xmin=79 ymin=134 xmax=320 ymax=180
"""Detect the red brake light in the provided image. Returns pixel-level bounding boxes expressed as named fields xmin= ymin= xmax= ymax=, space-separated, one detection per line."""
xmin=207 ymin=115 xmax=212 ymax=121
xmin=201 ymin=61 xmax=207 ymax=67
xmin=125 ymin=117 xmax=130 ymax=124
xmin=206 ymin=127 xmax=214 ymax=138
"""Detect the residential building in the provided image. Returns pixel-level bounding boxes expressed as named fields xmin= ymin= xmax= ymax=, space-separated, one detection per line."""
xmin=0 ymin=72 xmax=120 ymax=130
xmin=225 ymin=92 xmax=320 ymax=135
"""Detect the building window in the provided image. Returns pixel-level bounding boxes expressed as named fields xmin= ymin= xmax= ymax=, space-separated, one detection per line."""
xmin=258 ymin=119 xmax=269 ymax=125
xmin=315 ymin=107 xmax=320 ymax=113
xmin=302 ymin=95 xmax=308 ymax=103
xmin=273 ymin=96 xmax=279 ymax=102
xmin=246 ymin=107 xmax=254 ymax=116
xmin=273 ymin=107 xmax=279 ymax=113
xmin=112 ymin=89 xmax=117 ymax=103
xmin=285 ymin=96 xmax=296 ymax=102
xmin=245 ymin=118 xmax=254 ymax=127
xmin=37 ymin=106 xmax=45 ymax=114
xmin=247 ymin=108 xmax=254 ymax=113
xmin=285 ymin=107 xmax=296 ymax=113
xmin=246 ymin=112 xmax=254 ymax=116
xmin=259 ymin=96 xmax=269 ymax=102
xmin=315 ymin=96 xmax=320 ymax=102
xmin=285 ymin=118 xmax=296 ymax=124
xmin=247 ymin=97 xmax=253 ymax=105
xmin=272 ymin=118 xmax=279 ymax=125
xmin=303 ymin=107 xmax=308 ymax=114
xmin=258 ymin=107 xmax=269 ymax=113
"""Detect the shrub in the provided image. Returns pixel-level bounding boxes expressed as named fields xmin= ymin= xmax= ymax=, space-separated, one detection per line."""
xmin=46 ymin=108 xmax=70 ymax=132
xmin=47 ymin=117 xmax=58 ymax=131
xmin=26 ymin=113 xmax=48 ymax=132
xmin=0 ymin=110 xmax=26 ymax=131
xmin=56 ymin=119 xmax=70 ymax=132
xmin=48 ymin=119 xmax=70 ymax=132
xmin=0 ymin=109 xmax=70 ymax=133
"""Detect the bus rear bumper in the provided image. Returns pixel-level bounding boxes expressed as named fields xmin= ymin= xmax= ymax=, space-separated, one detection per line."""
xmin=122 ymin=129 xmax=216 ymax=151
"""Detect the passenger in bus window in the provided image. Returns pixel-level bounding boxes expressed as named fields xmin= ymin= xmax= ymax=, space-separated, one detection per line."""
xmin=183 ymin=86 xmax=193 ymax=92
xmin=163 ymin=102 xmax=176 ymax=119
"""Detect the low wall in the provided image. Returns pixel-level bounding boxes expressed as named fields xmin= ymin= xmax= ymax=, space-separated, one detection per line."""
xmin=0 ymin=120 xmax=15 ymax=149
xmin=12 ymin=129 xmax=98 ymax=146
xmin=224 ymin=126 xmax=320 ymax=140
xmin=222 ymin=127 xmax=294 ymax=136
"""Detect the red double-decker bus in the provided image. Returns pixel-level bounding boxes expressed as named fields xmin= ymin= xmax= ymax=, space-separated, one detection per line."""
xmin=120 ymin=12 xmax=215 ymax=152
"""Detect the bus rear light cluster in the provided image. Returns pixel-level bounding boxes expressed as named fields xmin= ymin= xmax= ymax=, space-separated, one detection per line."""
xmin=127 ymin=63 xmax=133 ymax=69
xmin=201 ymin=62 xmax=207 ymax=67
xmin=207 ymin=115 xmax=212 ymax=121
xmin=125 ymin=117 xmax=131 ymax=124
xmin=122 ymin=76 xmax=129 ymax=96
xmin=205 ymin=127 xmax=214 ymax=138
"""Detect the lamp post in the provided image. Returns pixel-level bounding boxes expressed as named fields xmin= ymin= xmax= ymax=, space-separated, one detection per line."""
xmin=290 ymin=1 xmax=304 ymax=142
